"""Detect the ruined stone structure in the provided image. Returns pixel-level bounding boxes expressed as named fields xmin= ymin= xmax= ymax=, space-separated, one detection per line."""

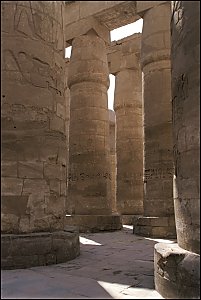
xmin=108 ymin=34 xmax=144 ymax=225
xmin=133 ymin=2 xmax=176 ymax=238
xmin=154 ymin=1 xmax=200 ymax=298
xmin=65 ymin=58 xmax=71 ymax=209
xmin=65 ymin=29 xmax=121 ymax=233
xmin=1 ymin=1 xmax=80 ymax=269
xmin=1 ymin=1 xmax=200 ymax=298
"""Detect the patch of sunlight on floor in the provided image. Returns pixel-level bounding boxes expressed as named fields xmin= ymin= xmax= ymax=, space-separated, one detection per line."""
xmin=98 ymin=281 xmax=127 ymax=298
xmin=144 ymin=237 xmax=176 ymax=243
xmin=79 ymin=236 xmax=102 ymax=245
xmin=98 ymin=281 xmax=163 ymax=299
xmin=123 ymin=225 xmax=133 ymax=230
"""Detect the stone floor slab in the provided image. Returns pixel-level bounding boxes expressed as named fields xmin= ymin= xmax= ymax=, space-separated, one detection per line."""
xmin=1 ymin=226 xmax=166 ymax=299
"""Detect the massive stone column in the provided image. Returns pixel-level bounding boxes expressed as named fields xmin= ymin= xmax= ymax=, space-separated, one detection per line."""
xmin=65 ymin=59 xmax=71 ymax=213
xmin=133 ymin=2 xmax=176 ymax=238
xmin=66 ymin=29 xmax=121 ymax=232
xmin=114 ymin=60 xmax=144 ymax=224
xmin=154 ymin=2 xmax=200 ymax=298
xmin=1 ymin=1 xmax=80 ymax=269
xmin=107 ymin=34 xmax=143 ymax=225
xmin=109 ymin=110 xmax=117 ymax=214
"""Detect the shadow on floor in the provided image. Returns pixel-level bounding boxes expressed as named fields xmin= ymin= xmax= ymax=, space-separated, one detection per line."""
xmin=1 ymin=226 xmax=171 ymax=299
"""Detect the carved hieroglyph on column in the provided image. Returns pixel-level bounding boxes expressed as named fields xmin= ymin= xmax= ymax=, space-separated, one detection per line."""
xmin=133 ymin=2 xmax=176 ymax=238
xmin=1 ymin=1 xmax=80 ymax=269
xmin=114 ymin=57 xmax=143 ymax=222
xmin=67 ymin=29 xmax=121 ymax=232
xmin=155 ymin=2 xmax=200 ymax=299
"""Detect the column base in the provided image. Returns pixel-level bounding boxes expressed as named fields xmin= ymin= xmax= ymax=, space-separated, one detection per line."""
xmin=1 ymin=226 xmax=80 ymax=270
xmin=154 ymin=243 xmax=200 ymax=299
xmin=121 ymin=214 xmax=142 ymax=225
xmin=133 ymin=216 xmax=176 ymax=238
xmin=65 ymin=214 xmax=122 ymax=233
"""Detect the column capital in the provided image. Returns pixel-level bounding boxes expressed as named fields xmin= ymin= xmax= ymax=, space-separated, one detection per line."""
xmin=65 ymin=16 xmax=110 ymax=46
xmin=141 ymin=50 xmax=170 ymax=69
xmin=140 ymin=2 xmax=171 ymax=70
xmin=67 ymin=32 xmax=109 ymax=89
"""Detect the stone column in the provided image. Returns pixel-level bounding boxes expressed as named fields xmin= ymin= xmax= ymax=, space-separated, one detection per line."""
xmin=154 ymin=2 xmax=200 ymax=298
xmin=109 ymin=110 xmax=117 ymax=214
xmin=65 ymin=59 xmax=71 ymax=213
xmin=114 ymin=57 xmax=144 ymax=225
xmin=1 ymin=1 xmax=80 ymax=269
xmin=133 ymin=2 xmax=176 ymax=238
xmin=66 ymin=30 xmax=121 ymax=232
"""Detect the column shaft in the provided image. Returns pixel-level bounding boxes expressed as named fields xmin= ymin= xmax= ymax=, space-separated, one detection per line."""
xmin=154 ymin=3 xmax=200 ymax=298
xmin=65 ymin=59 xmax=71 ymax=214
xmin=68 ymin=32 xmax=111 ymax=215
xmin=1 ymin=1 xmax=80 ymax=269
xmin=67 ymin=31 xmax=121 ymax=232
xmin=114 ymin=68 xmax=143 ymax=217
xmin=109 ymin=110 xmax=117 ymax=213
xmin=1 ymin=1 xmax=67 ymax=233
xmin=171 ymin=1 xmax=200 ymax=254
xmin=133 ymin=2 xmax=176 ymax=238
xmin=142 ymin=3 xmax=174 ymax=217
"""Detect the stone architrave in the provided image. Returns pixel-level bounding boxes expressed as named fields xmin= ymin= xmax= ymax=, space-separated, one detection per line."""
xmin=66 ymin=28 xmax=121 ymax=232
xmin=154 ymin=2 xmax=200 ymax=298
xmin=133 ymin=2 xmax=176 ymax=238
xmin=1 ymin=1 xmax=80 ymax=269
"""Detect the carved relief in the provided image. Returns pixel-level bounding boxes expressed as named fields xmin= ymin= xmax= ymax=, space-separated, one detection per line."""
xmin=5 ymin=1 xmax=65 ymax=51
xmin=3 ymin=49 xmax=64 ymax=96
xmin=144 ymin=167 xmax=174 ymax=180
xmin=69 ymin=172 xmax=111 ymax=182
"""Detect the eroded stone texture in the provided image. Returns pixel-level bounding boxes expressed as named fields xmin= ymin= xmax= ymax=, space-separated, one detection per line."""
xmin=171 ymin=1 xmax=200 ymax=255
xmin=1 ymin=1 xmax=80 ymax=268
xmin=114 ymin=64 xmax=143 ymax=217
xmin=133 ymin=215 xmax=176 ymax=238
xmin=65 ymin=59 xmax=71 ymax=211
xmin=1 ymin=1 xmax=67 ymax=233
xmin=134 ymin=2 xmax=176 ymax=237
xmin=65 ymin=1 xmax=140 ymax=31
xmin=154 ymin=2 xmax=200 ymax=299
xmin=109 ymin=110 xmax=117 ymax=214
xmin=109 ymin=34 xmax=144 ymax=223
xmin=1 ymin=226 xmax=80 ymax=270
xmin=67 ymin=29 xmax=121 ymax=231
xmin=65 ymin=215 xmax=121 ymax=233
xmin=67 ymin=31 xmax=111 ymax=215
xmin=154 ymin=243 xmax=200 ymax=299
